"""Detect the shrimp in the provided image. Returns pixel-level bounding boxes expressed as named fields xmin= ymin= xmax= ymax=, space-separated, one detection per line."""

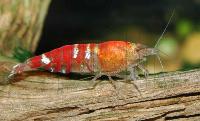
xmin=7 ymin=41 xmax=158 ymax=83
xmin=7 ymin=10 xmax=175 ymax=87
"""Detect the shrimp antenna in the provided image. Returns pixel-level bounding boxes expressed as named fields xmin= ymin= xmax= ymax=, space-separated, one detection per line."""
xmin=158 ymin=49 xmax=170 ymax=57
xmin=154 ymin=9 xmax=175 ymax=48
xmin=156 ymin=54 xmax=164 ymax=72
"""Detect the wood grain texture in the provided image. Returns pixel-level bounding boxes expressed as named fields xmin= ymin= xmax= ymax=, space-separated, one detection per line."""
xmin=0 ymin=62 xmax=200 ymax=121
xmin=0 ymin=0 xmax=51 ymax=56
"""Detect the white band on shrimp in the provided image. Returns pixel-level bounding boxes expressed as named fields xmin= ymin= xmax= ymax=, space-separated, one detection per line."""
xmin=41 ymin=54 xmax=51 ymax=64
xmin=73 ymin=44 xmax=79 ymax=58
xmin=85 ymin=44 xmax=91 ymax=59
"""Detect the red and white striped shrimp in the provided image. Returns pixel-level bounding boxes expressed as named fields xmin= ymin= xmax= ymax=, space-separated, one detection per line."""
xmin=9 ymin=41 xmax=153 ymax=81
xmin=8 ymin=10 xmax=174 ymax=84
xmin=7 ymin=40 xmax=164 ymax=88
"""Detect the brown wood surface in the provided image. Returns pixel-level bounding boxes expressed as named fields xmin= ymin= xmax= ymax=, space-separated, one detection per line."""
xmin=0 ymin=61 xmax=200 ymax=121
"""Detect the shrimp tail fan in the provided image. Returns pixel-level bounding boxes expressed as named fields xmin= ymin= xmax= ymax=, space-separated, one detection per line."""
xmin=0 ymin=62 xmax=16 ymax=85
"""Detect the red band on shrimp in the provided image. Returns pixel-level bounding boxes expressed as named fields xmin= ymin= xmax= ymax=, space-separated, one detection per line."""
xmin=28 ymin=56 xmax=42 ymax=68
xmin=49 ymin=48 xmax=62 ymax=72
xmin=62 ymin=45 xmax=73 ymax=73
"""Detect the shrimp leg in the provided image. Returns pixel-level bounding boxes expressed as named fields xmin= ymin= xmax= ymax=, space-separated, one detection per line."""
xmin=91 ymin=72 xmax=118 ymax=89
xmin=108 ymin=76 xmax=117 ymax=89
xmin=130 ymin=58 xmax=149 ymax=78
xmin=137 ymin=64 xmax=149 ymax=78
xmin=90 ymin=72 xmax=102 ymax=89
xmin=127 ymin=66 xmax=139 ymax=80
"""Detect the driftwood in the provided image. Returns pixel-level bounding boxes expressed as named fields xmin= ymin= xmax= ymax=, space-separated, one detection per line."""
xmin=0 ymin=62 xmax=200 ymax=121
xmin=0 ymin=0 xmax=51 ymax=56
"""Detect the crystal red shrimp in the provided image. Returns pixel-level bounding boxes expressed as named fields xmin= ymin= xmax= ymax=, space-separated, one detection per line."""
xmin=8 ymin=10 xmax=174 ymax=83
xmin=9 ymin=41 xmax=154 ymax=81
